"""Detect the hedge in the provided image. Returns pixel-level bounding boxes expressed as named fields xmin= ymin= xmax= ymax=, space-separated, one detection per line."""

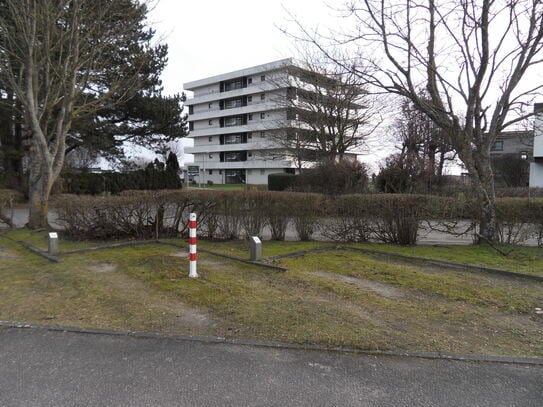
xmin=61 ymin=168 xmax=182 ymax=195
xmin=51 ymin=190 xmax=543 ymax=246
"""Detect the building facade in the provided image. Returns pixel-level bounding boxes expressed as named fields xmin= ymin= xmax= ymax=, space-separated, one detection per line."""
xmin=530 ymin=103 xmax=543 ymax=187
xmin=183 ymin=58 xmax=361 ymax=185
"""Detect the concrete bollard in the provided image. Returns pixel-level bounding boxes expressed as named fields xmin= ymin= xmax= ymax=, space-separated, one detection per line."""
xmin=48 ymin=232 xmax=59 ymax=255
xmin=249 ymin=236 xmax=262 ymax=261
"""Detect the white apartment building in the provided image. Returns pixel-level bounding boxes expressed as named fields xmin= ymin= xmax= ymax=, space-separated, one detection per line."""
xmin=184 ymin=58 xmax=361 ymax=185
xmin=530 ymin=103 xmax=543 ymax=187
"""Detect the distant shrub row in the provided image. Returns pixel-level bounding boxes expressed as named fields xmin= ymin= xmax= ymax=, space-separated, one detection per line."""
xmin=52 ymin=190 xmax=543 ymax=246
xmin=61 ymin=168 xmax=182 ymax=195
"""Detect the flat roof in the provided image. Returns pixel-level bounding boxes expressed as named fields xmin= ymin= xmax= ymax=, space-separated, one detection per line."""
xmin=184 ymin=58 xmax=296 ymax=90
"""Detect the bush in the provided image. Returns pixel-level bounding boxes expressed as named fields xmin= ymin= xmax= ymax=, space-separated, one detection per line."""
xmin=262 ymin=192 xmax=292 ymax=240
xmin=288 ymin=193 xmax=325 ymax=241
xmin=62 ymin=168 xmax=182 ymax=195
xmin=268 ymin=173 xmax=297 ymax=191
xmin=0 ymin=189 xmax=22 ymax=228
xmin=295 ymin=160 xmax=369 ymax=195
xmin=321 ymin=195 xmax=372 ymax=242
xmin=496 ymin=198 xmax=543 ymax=245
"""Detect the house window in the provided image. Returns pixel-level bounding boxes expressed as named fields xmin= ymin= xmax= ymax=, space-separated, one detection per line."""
xmin=260 ymin=112 xmax=265 ymax=119
xmin=208 ymin=169 xmax=213 ymax=175
xmin=260 ymin=131 xmax=265 ymax=138
xmin=225 ymin=116 xmax=242 ymax=127
xmin=247 ymin=133 xmax=252 ymax=139
xmin=248 ymin=114 xmax=253 ymax=120
xmin=260 ymin=75 xmax=265 ymax=81
xmin=491 ymin=140 xmax=504 ymax=151
xmin=219 ymin=170 xmax=222 ymax=175
xmin=248 ymin=78 xmax=252 ymax=84
xmin=209 ymin=154 xmax=213 ymax=159
xmin=248 ymin=96 xmax=252 ymax=102
xmin=208 ymin=103 xmax=212 ymax=109
xmin=208 ymin=136 xmax=213 ymax=142
xmin=189 ymin=122 xmax=194 ymax=131
xmin=208 ymin=120 xmax=213 ymax=125
xmin=188 ymin=106 xmax=194 ymax=114
xmin=260 ymin=94 xmax=265 ymax=101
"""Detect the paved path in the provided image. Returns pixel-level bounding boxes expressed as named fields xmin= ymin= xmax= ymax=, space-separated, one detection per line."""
xmin=0 ymin=327 xmax=541 ymax=406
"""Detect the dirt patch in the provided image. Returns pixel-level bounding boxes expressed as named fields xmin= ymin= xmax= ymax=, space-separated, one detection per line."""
xmin=169 ymin=251 xmax=188 ymax=258
xmin=87 ymin=263 xmax=117 ymax=273
xmin=313 ymin=270 xmax=406 ymax=299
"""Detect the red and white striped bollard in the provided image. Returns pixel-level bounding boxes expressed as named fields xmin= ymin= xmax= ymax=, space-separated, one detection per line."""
xmin=188 ymin=212 xmax=198 ymax=278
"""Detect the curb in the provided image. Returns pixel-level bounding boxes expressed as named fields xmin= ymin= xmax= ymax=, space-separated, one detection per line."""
xmin=1 ymin=321 xmax=541 ymax=366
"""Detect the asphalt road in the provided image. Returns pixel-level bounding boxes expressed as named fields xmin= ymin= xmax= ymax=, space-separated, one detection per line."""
xmin=0 ymin=327 xmax=541 ymax=406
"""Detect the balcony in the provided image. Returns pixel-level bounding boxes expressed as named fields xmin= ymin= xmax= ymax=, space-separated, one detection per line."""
xmin=186 ymin=140 xmax=280 ymax=154
xmin=187 ymin=159 xmax=293 ymax=170
xmin=188 ymin=120 xmax=291 ymax=138
xmin=188 ymin=101 xmax=281 ymax=122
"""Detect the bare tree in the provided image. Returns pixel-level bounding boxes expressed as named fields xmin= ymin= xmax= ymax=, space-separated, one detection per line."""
xmin=292 ymin=0 xmax=543 ymax=242
xmin=0 ymin=0 xmax=162 ymax=228
xmin=266 ymin=52 xmax=380 ymax=169
xmin=393 ymin=95 xmax=456 ymax=190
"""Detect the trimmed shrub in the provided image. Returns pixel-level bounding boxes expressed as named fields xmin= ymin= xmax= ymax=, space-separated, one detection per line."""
xmin=268 ymin=173 xmax=297 ymax=191
xmin=262 ymin=192 xmax=292 ymax=241
xmin=496 ymin=198 xmax=543 ymax=245
xmin=289 ymin=193 xmax=325 ymax=241
xmin=321 ymin=195 xmax=372 ymax=242
xmin=62 ymin=168 xmax=182 ymax=195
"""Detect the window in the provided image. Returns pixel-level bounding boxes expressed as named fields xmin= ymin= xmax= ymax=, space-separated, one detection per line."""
xmin=248 ymin=153 xmax=252 ymax=157
xmin=208 ymin=136 xmax=213 ymax=142
xmin=208 ymin=103 xmax=212 ymax=109
xmin=225 ymin=98 xmax=242 ymax=109
xmin=248 ymin=133 xmax=252 ymax=139
xmin=248 ymin=114 xmax=253 ymax=120
xmin=260 ymin=93 xmax=265 ymax=101
xmin=224 ymin=80 xmax=243 ymax=91
xmin=208 ymin=169 xmax=213 ymax=175
xmin=219 ymin=170 xmax=222 ymax=175
xmin=188 ymin=105 xmax=194 ymax=114
xmin=189 ymin=122 xmax=194 ymax=131
xmin=260 ymin=112 xmax=265 ymax=119
xmin=260 ymin=131 xmax=265 ymax=138
xmin=521 ymin=151 xmax=528 ymax=160
xmin=248 ymin=78 xmax=252 ymax=84
xmin=260 ymin=75 xmax=265 ymax=81
xmin=260 ymin=169 xmax=265 ymax=175
xmin=248 ymin=96 xmax=252 ymax=102
xmin=208 ymin=154 xmax=213 ymax=159
xmin=225 ymin=169 xmax=246 ymax=184
xmin=208 ymin=120 xmax=213 ymax=126
xmin=221 ymin=151 xmax=248 ymax=162
xmin=225 ymin=135 xmax=239 ymax=144
xmin=491 ymin=140 xmax=504 ymax=151
xmin=225 ymin=116 xmax=242 ymax=127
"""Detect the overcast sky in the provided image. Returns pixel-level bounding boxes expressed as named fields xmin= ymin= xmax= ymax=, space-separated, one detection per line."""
xmin=149 ymin=0 xmax=339 ymax=95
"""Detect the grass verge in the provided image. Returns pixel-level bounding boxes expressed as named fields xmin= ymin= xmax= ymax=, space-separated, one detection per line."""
xmin=0 ymin=231 xmax=541 ymax=357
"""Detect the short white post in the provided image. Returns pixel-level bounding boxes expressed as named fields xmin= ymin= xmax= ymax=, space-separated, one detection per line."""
xmin=188 ymin=213 xmax=198 ymax=278
xmin=48 ymin=232 xmax=59 ymax=255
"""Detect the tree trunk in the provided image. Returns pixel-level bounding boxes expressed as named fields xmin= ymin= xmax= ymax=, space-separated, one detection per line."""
xmin=467 ymin=157 xmax=498 ymax=243
xmin=27 ymin=154 xmax=53 ymax=229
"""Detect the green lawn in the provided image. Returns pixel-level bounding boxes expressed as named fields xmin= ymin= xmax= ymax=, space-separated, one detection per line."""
xmin=1 ymin=231 xmax=541 ymax=358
